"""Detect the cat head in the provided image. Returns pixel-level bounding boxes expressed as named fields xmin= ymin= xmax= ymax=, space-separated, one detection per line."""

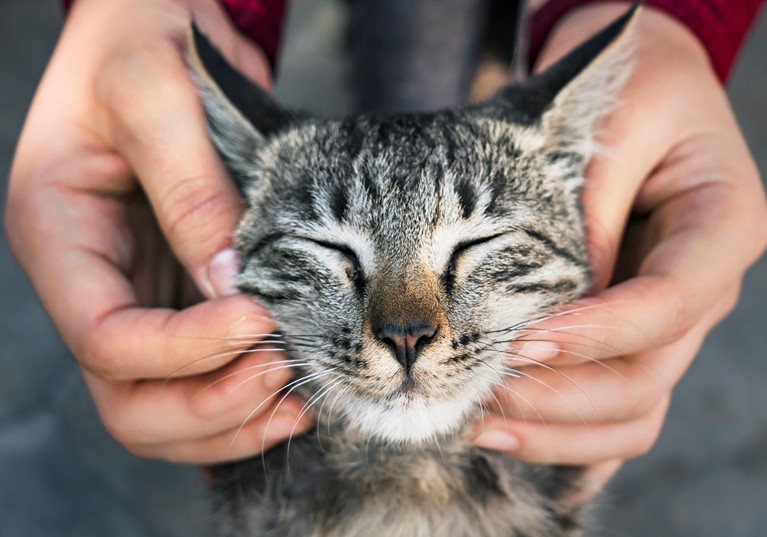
xmin=188 ymin=5 xmax=637 ymax=444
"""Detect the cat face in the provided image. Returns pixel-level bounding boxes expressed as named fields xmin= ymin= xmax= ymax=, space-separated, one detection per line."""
xmin=189 ymin=9 xmax=635 ymax=443
xmin=231 ymin=114 xmax=590 ymax=442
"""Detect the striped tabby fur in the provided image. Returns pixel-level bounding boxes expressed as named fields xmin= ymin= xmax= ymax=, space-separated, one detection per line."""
xmin=188 ymin=5 xmax=638 ymax=536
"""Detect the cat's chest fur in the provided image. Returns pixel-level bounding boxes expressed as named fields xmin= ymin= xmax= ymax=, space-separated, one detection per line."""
xmin=213 ymin=426 xmax=580 ymax=537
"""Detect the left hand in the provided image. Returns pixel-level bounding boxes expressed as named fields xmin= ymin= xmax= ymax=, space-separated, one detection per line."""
xmin=471 ymin=3 xmax=767 ymax=492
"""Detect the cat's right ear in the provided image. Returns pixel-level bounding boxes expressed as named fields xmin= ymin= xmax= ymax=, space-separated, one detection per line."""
xmin=187 ymin=23 xmax=295 ymax=185
xmin=480 ymin=3 xmax=639 ymax=165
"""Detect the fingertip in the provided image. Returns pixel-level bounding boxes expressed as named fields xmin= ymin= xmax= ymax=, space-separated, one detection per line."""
xmin=204 ymin=247 xmax=240 ymax=298
xmin=264 ymin=396 xmax=314 ymax=441
xmin=225 ymin=310 xmax=276 ymax=346
xmin=512 ymin=341 xmax=561 ymax=365
xmin=472 ymin=424 xmax=521 ymax=454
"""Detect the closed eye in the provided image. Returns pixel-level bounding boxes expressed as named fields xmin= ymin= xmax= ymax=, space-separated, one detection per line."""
xmin=443 ymin=232 xmax=507 ymax=294
xmin=303 ymin=238 xmax=365 ymax=295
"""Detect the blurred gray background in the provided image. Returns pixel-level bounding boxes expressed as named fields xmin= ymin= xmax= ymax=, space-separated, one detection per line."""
xmin=1 ymin=1 xmax=765 ymax=536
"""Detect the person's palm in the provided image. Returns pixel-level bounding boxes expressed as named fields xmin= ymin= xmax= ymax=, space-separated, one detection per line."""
xmin=6 ymin=0 xmax=310 ymax=463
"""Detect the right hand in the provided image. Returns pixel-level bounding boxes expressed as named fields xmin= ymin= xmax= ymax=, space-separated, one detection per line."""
xmin=5 ymin=0 xmax=311 ymax=463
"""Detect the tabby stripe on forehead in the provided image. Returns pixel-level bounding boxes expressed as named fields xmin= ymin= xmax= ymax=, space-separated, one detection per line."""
xmin=243 ymin=232 xmax=285 ymax=261
xmin=455 ymin=179 xmax=477 ymax=219
xmin=330 ymin=185 xmax=349 ymax=221
xmin=520 ymin=228 xmax=584 ymax=267
xmin=238 ymin=283 xmax=301 ymax=301
xmin=343 ymin=119 xmax=365 ymax=158
xmin=507 ymin=280 xmax=579 ymax=294
xmin=487 ymin=261 xmax=544 ymax=281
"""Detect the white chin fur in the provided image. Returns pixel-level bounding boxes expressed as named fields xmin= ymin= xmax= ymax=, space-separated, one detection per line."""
xmin=347 ymin=393 xmax=477 ymax=444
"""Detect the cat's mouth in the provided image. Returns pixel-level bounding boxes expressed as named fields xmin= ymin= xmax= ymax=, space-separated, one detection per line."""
xmin=398 ymin=377 xmax=418 ymax=396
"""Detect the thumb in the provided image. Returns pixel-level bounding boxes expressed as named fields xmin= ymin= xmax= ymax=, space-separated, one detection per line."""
xmin=104 ymin=41 xmax=246 ymax=298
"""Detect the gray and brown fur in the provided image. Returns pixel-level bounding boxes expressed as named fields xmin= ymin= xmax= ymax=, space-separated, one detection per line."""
xmin=187 ymin=5 xmax=638 ymax=536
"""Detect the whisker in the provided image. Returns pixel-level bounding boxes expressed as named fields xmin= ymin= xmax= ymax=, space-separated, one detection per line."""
xmin=168 ymin=332 xmax=285 ymax=342
xmin=486 ymin=301 xmax=629 ymax=336
xmin=163 ymin=346 xmax=291 ymax=383
xmin=315 ymin=380 xmax=348 ymax=453
xmin=488 ymin=380 xmax=546 ymax=425
xmin=477 ymin=362 xmax=511 ymax=422
xmin=503 ymin=350 xmax=597 ymax=419
xmin=497 ymin=364 xmax=592 ymax=425
xmin=501 ymin=324 xmax=625 ymax=357
xmin=499 ymin=341 xmax=628 ymax=382
xmin=196 ymin=360 xmax=309 ymax=396
xmin=253 ymin=371 xmax=333 ymax=469
xmin=285 ymin=378 xmax=341 ymax=474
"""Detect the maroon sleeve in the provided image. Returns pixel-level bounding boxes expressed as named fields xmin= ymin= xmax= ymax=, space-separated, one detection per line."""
xmin=62 ymin=0 xmax=287 ymax=70
xmin=529 ymin=0 xmax=765 ymax=83
xmin=216 ymin=0 xmax=287 ymax=70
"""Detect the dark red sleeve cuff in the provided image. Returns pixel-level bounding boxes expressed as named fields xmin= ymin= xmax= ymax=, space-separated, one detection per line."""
xmin=217 ymin=0 xmax=287 ymax=70
xmin=529 ymin=0 xmax=765 ymax=83
xmin=62 ymin=0 xmax=287 ymax=71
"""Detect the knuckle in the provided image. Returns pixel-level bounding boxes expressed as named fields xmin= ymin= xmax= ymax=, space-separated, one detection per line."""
xmin=158 ymin=176 xmax=230 ymax=243
xmin=624 ymin=381 xmax=664 ymax=420
xmin=4 ymin=184 xmax=47 ymax=264
xmin=626 ymin=407 xmax=666 ymax=460
xmin=187 ymin=383 xmax=228 ymax=421
xmin=627 ymin=436 xmax=655 ymax=459
xmin=73 ymin=332 xmax=125 ymax=383
xmin=187 ymin=370 xmax=259 ymax=422
xmin=718 ymin=285 xmax=742 ymax=320
xmin=122 ymin=441 xmax=162 ymax=460
xmin=97 ymin=38 xmax=192 ymax=130
xmin=585 ymin=220 xmax=617 ymax=284
xmin=98 ymin=38 xmax=180 ymax=98
xmin=754 ymin=202 xmax=767 ymax=256
xmin=100 ymin=402 xmax=159 ymax=448
xmin=654 ymin=275 xmax=693 ymax=344
xmin=3 ymin=192 xmax=24 ymax=260
xmin=98 ymin=404 xmax=135 ymax=446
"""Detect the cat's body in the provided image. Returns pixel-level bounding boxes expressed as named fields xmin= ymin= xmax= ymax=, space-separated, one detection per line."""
xmin=187 ymin=5 xmax=638 ymax=536
xmin=214 ymin=427 xmax=582 ymax=537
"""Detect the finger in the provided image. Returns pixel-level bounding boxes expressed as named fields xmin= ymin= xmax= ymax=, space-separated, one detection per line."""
xmin=473 ymin=397 xmax=670 ymax=465
xmin=494 ymin=316 xmax=709 ymax=424
xmin=84 ymin=349 xmax=304 ymax=445
xmin=576 ymin=459 xmax=624 ymax=503
xmin=8 ymin=177 xmax=273 ymax=382
xmin=511 ymin=282 xmax=740 ymax=369
xmin=510 ymin=235 xmax=745 ymax=366
xmin=98 ymin=40 xmax=244 ymax=298
xmin=81 ymin=294 xmax=277 ymax=381
xmin=128 ymin=396 xmax=313 ymax=464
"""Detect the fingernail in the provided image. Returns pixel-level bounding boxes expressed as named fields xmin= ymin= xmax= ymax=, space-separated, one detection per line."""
xmin=268 ymin=400 xmax=311 ymax=437
xmin=263 ymin=365 xmax=293 ymax=390
xmin=207 ymin=248 xmax=239 ymax=298
xmin=266 ymin=410 xmax=299 ymax=438
xmin=228 ymin=311 xmax=275 ymax=340
xmin=473 ymin=430 xmax=520 ymax=453
xmin=516 ymin=341 xmax=560 ymax=363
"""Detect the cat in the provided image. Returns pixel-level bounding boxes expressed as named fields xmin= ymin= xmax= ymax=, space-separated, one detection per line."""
xmin=187 ymin=4 xmax=637 ymax=536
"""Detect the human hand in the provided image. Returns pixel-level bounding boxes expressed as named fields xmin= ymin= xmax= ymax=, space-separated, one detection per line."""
xmin=5 ymin=0 xmax=310 ymax=463
xmin=472 ymin=3 xmax=767 ymax=491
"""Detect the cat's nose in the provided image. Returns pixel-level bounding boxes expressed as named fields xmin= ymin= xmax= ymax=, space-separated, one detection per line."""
xmin=374 ymin=323 xmax=437 ymax=372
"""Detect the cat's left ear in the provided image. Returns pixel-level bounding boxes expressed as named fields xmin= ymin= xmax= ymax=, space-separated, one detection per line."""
xmin=187 ymin=23 xmax=297 ymax=186
xmin=490 ymin=2 xmax=640 ymax=159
